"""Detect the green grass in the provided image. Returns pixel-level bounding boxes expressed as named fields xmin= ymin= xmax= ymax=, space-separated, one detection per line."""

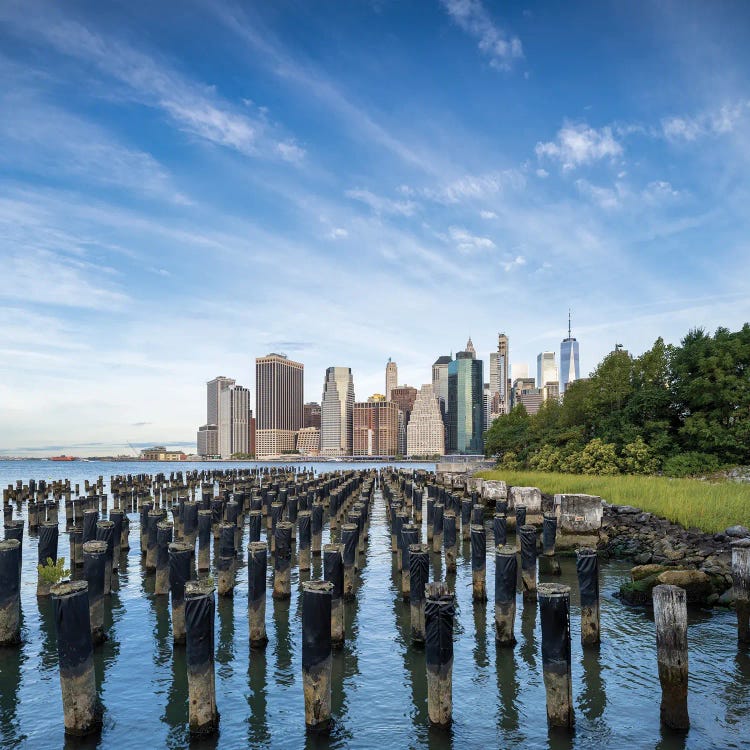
xmin=477 ymin=469 xmax=750 ymax=534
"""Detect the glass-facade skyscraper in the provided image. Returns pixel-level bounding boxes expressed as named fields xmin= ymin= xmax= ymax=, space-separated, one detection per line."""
xmin=447 ymin=345 xmax=484 ymax=454
xmin=560 ymin=315 xmax=580 ymax=395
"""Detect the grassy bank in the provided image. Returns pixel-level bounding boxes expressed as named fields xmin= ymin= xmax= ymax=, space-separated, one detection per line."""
xmin=477 ymin=470 xmax=750 ymax=534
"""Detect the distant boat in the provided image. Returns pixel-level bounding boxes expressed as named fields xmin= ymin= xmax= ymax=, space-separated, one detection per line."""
xmin=50 ymin=455 xmax=77 ymax=461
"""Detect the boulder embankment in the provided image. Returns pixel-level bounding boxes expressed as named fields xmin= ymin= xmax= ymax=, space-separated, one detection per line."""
xmin=600 ymin=502 xmax=743 ymax=607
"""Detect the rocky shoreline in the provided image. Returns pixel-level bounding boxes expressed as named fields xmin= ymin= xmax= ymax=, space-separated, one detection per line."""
xmin=598 ymin=502 xmax=743 ymax=608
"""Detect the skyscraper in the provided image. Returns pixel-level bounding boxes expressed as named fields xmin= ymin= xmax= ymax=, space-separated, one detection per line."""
xmin=207 ymin=376 xmax=235 ymax=428
xmin=303 ymin=402 xmax=321 ymax=429
xmin=218 ymin=384 xmax=249 ymax=458
xmin=431 ymin=355 xmax=452 ymax=420
xmin=385 ymin=359 xmax=398 ymax=401
xmin=255 ymin=353 xmax=304 ymax=457
xmin=353 ymin=401 xmax=398 ymax=456
xmin=537 ymin=351 xmax=557 ymax=389
xmin=407 ymin=384 xmax=445 ymax=456
xmin=490 ymin=334 xmax=509 ymax=415
xmin=447 ymin=340 xmax=484 ymax=454
xmin=321 ymin=367 xmax=355 ymax=456
xmin=197 ymin=424 xmax=218 ymax=458
xmin=560 ymin=312 xmax=581 ymax=395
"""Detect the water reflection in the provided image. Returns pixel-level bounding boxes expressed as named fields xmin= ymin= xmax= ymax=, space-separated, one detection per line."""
xmin=36 ymin=596 xmax=57 ymax=673
xmin=151 ymin=591 xmax=171 ymax=668
xmin=495 ymin=646 xmax=522 ymax=738
xmin=579 ymin=645 xmax=606 ymax=723
xmin=247 ymin=650 xmax=270 ymax=748
xmin=0 ymin=642 xmax=26 ymax=747
xmin=216 ymin=595 xmax=235 ymax=678
xmin=272 ymin=596 xmax=293 ymax=685
xmin=519 ymin=600 xmax=537 ymax=670
xmin=472 ymin=601 xmax=488 ymax=670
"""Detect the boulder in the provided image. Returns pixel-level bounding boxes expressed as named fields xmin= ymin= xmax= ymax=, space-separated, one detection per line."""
xmin=656 ymin=569 xmax=713 ymax=605
xmin=631 ymin=564 xmax=668 ymax=581
xmin=725 ymin=525 xmax=750 ymax=539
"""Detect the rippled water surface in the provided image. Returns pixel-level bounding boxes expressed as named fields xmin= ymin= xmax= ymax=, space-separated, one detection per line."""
xmin=0 ymin=460 xmax=748 ymax=750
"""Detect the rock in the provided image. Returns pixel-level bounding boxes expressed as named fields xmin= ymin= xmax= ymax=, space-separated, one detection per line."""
xmin=656 ymin=569 xmax=713 ymax=606
xmin=632 ymin=564 xmax=667 ymax=581
xmin=663 ymin=546 xmax=686 ymax=562
xmin=707 ymin=593 xmax=719 ymax=606
xmin=616 ymin=506 xmax=641 ymax=515
xmin=633 ymin=552 xmax=652 ymax=565
xmin=718 ymin=589 xmax=736 ymax=607
xmin=725 ymin=525 xmax=750 ymax=539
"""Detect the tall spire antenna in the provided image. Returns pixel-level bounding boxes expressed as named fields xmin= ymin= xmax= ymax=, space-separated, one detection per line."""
xmin=568 ymin=309 xmax=572 ymax=339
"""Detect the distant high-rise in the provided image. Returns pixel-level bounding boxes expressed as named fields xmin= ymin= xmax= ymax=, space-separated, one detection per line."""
xmin=560 ymin=312 xmax=581 ymax=395
xmin=490 ymin=333 xmax=510 ymax=416
xmin=483 ymin=382 xmax=492 ymax=432
xmin=431 ymin=355 xmax=452 ymax=421
xmin=303 ymin=402 xmax=321 ymax=429
xmin=447 ymin=345 xmax=484 ymax=454
xmin=391 ymin=385 xmax=417 ymax=455
xmin=353 ymin=401 xmax=398 ymax=456
xmin=407 ymin=384 xmax=445 ymax=456
xmin=465 ymin=337 xmax=476 ymax=358
xmin=321 ymin=367 xmax=355 ymax=456
xmin=537 ymin=351 xmax=558 ymax=389
xmin=206 ymin=376 xmax=235 ymax=437
xmin=218 ymin=384 xmax=249 ymax=458
xmin=197 ymin=424 xmax=218 ymax=458
xmin=255 ymin=353 xmax=304 ymax=457
xmin=385 ymin=359 xmax=398 ymax=401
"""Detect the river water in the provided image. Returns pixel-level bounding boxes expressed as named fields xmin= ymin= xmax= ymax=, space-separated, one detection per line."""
xmin=0 ymin=459 xmax=748 ymax=749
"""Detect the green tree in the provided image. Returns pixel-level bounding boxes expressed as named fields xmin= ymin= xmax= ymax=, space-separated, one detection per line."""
xmin=484 ymin=404 xmax=531 ymax=460
xmin=577 ymin=438 xmax=620 ymax=475
xmin=621 ymin=436 xmax=659 ymax=474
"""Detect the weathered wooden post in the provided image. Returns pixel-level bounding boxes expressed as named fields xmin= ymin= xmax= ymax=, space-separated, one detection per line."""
xmin=432 ymin=503 xmax=444 ymax=554
xmin=183 ymin=501 xmax=199 ymax=551
xmin=576 ymin=547 xmax=600 ymax=645
xmin=272 ymin=521 xmax=293 ymax=600
xmin=461 ymin=497 xmax=472 ymax=541
xmin=538 ymin=583 xmax=574 ymax=730
xmin=401 ymin=524 xmax=419 ymax=600
xmin=95 ymin=520 xmax=115 ymax=595
xmin=731 ymin=539 xmax=750 ymax=643
xmin=323 ymin=544 xmax=345 ymax=647
xmin=409 ymin=543 xmax=429 ymax=645
xmin=298 ymin=510 xmax=312 ymax=572
xmin=169 ymin=542 xmax=192 ymax=645
xmin=37 ymin=522 xmax=59 ymax=597
xmin=653 ymin=584 xmax=689 ymax=730
xmin=495 ymin=545 xmax=517 ymax=645
xmin=51 ymin=580 xmax=102 ymax=736
xmin=248 ymin=541 xmax=268 ymax=649
xmin=217 ymin=523 xmax=236 ymax=598
xmin=82 ymin=540 xmax=107 ymax=645
xmin=197 ymin=510 xmax=212 ymax=572
xmin=184 ymin=580 xmax=219 ymax=736
xmin=519 ymin=525 xmax=538 ymax=599
xmin=82 ymin=508 xmax=99 ymax=545
xmin=0 ymin=539 xmax=21 ymax=645
xmin=145 ymin=509 xmax=162 ymax=573
xmin=443 ymin=511 xmax=457 ymax=573
xmin=471 ymin=524 xmax=487 ymax=601
xmin=155 ymin=522 xmax=173 ymax=596
xmin=301 ymin=580 xmax=333 ymax=733
xmin=425 ymin=582 xmax=455 ymax=727
xmin=109 ymin=510 xmax=123 ymax=569
xmin=426 ymin=496 xmax=435 ymax=543
xmin=341 ymin=523 xmax=358 ymax=601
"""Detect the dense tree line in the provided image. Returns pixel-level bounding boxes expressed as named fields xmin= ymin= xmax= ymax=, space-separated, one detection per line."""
xmin=484 ymin=324 xmax=750 ymax=476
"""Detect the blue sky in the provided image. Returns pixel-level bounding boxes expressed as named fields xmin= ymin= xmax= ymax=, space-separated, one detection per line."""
xmin=1 ymin=0 xmax=749 ymax=455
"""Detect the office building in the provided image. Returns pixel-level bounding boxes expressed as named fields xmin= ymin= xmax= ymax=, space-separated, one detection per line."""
xmin=512 ymin=377 xmax=536 ymax=409
xmin=353 ymin=401 xmax=398 ymax=456
xmin=483 ymin=382 xmax=492 ymax=432
xmin=537 ymin=351 xmax=558 ymax=389
xmin=544 ymin=381 xmax=560 ymax=402
xmin=256 ymin=353 xmax=304 ymax=457
xmin=447 ymin=340 xmax=484 ymax=454
xmin=385 ymin=359 xmax=398 ymax=401
xmin=490 ymin=333 xmax=510 ymax=416
xmin=296 ymin=427 xmax=320 ymax=456
xmin=219 ymin=384 xmax=249 ymax=458
xmin=197 ymin=424 xmax=218 ymax=458
xmin=518 ymin=387 xmax=544 ymax=415
xmin=303 ymin=402 xmax=321 ymax=429
xmin=248 ymin=409 xmax=256 ymax=457
xmin=207 ymin=376 xmax=235 ymax=427
xmin=560 ymin=312 xmax=581 ymax=394
xmin=407 ymin=384 xmax=445 ymax=456
xmin=432 ymin=355 xmax=452 ymax=420
xmin=321 ymin=367 xmax=355 ymax=456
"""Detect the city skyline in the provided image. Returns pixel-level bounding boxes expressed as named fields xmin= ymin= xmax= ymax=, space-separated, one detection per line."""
xmin=2 ymin=1 xmax=750 ymax=455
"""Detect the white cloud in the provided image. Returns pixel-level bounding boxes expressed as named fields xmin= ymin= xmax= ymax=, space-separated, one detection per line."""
xmin=439 ymin=0 xmax=523 ymax=71
xmin=661 ymin=101 xmax=749 ymax=142
xmin=536 ymin=168 xmax=549 ymax=178
xmin=480 ymin=209 xmax=497 ymax=219
xmin=418 ymin=170 xmax=525 ymax=204
xmin=328 ymin=227 xmax=349 ymax=239
xmin=536 ymin=122 xmax=623 ymax=170
xmin=345 ymin=188 xmax=417 ymax=216
xmin=576 ymin=178 xmax=683 ymax=210
xmin=448 ymin=225 xmax=495 ymax=254
xmin=502 ymin=255 xmax=526 ymax=272
xmin=575 ymin=179 xmax=624 ymax=210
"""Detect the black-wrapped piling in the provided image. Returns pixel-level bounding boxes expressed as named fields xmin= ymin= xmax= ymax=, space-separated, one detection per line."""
xmin=82 ymin=509 xmax=99 ymax=545
xmin=145 ymin=509 xmax=162 ymax=573
xmin=341 ymin=523 xmax=358 ymax=601
xmin=248 ymin=509 xmax=262 ymax=545
xmin=461 ymin=498 xmax=472 ymax=541
xmin=169 ymin=542 xmax=192 ymax=644
xmin=401 ymin=523 xmax=419 ymax=599
xmin=248 ymin=541 xmax=268 ymax=648
xmin=298 ymin=510 xmax=312 ymax=572
xmin=493 ymin=513 xmax=507 ymax=547
xmin=494 ymin=545 xmax=517 ymax=645
xmin=576 ymin=548 xmax=600 ymax=645
xmin=51 ymin=580 xmax=102 ymax=736
xmin=443 ymin=512 xmax=457 ymax=573
xmin=538 ymin=583 xmax=574 ymax=730
xmin=185 ymin=580 xmax=219 ymax=736
xmin=69 ymin=525 xmax=83 ymax=568
xmin=731 ymin=539 xmax=750 ymax=643
xmin=653 ymin=584 xmax=689 ymax=730
xmin=95 ymin=520 xmax=115 ymax=595
xmin=515 ymin=505 xmax=527 ymax=529
xmin=109 ymin=510 xmax=123 ymax=569
xmin=471 ymin=524 xmax=487 ymax=601
xmin=183 ymin=501 xmax=199 ymax=551
xmin=37 ymin=522 xmax=59 ymax=597
xmin=0 ymin=539 xmax=21 ymax=645
xmin=272 ymin=521 xmax=293 ymax=600
xmin=197 ymin=510 xmax=212 ymax=572
xmin=409 ymin=543 xmax=429 ymax=644
xmin=540 ymin=514 xmax=561 ymax=575
xmin=425 ymin=581 xmax=455 ymax=727
xmin=519 ymin=525 xmax=538 ymax=599
xmin=155 ymin=522 xmax=173 ymax=595
xmin=324 ymin=543 xmax=345 ymax=646
xmin=432 ymin=503 xmax=444 ymax=554
xmin=302 ymin=579 xmax=333 ymax=733
xmin=82 ymin=540 xmax=107 ymax=645
xmin=311 ymin=503 xmax=324 ymax=557
xmin=217 ymin=523 xmax=236 ymax=598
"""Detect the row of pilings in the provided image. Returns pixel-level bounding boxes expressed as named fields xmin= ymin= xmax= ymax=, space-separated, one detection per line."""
xmin=4 ymin=466 xmax=750 ymax=737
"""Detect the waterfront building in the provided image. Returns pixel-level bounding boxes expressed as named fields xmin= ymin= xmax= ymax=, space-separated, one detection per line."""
xmin=303 ymin=402 xmax=321 ymax=429
xmin=140 ymin=447 xmax=187 ymax=461
xmin=321 ymin=367 xmax=355 ymax=456
xmin=537 ymin=351 xmax=558 ymax=388
xmin=255 ymin=353 xmax=304 ymax=457
xmin=560 ymin=312 xmax=581 ymax=395
xmin=406 ymin=384 xmax=445 ymax=456
xmin=447 ymin=340 xmax=484 ymax=454
xmin=219 ymin=384 xmax=249 ymax=458
xmin=207 ymin=376 xmax=235 ymax=426
xmin=296 ymin=427 xmax=320 ymax=456
xmin=385 ymin=359 xmax=398 ymax=401
xmin=353 ymin=401 xmax=398 ymax=456
xmin=197 ymin=424 xmax=218 ymax=458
